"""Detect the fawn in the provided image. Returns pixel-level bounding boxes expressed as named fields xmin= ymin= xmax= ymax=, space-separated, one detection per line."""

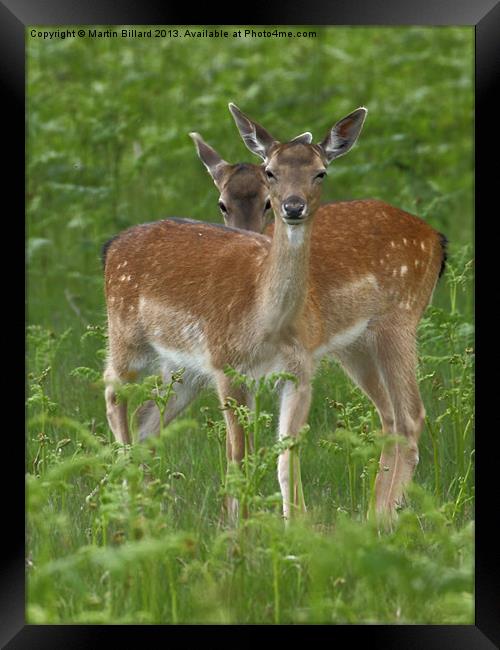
xmin=189 ymin=110 xmax=447 ymax=520
xmin=103 ymin=104 xmax=445 ymax=520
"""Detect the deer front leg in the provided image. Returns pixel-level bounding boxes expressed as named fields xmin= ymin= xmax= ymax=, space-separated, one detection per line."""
xmin=277 ymin=377 xmax=312 ymax=520
xmin=215 ymin=372 xmax=250 ymax=525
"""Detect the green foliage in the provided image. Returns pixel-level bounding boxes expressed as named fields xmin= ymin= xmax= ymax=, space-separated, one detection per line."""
xmin=26 ymin=26 xmax=474 ymax=623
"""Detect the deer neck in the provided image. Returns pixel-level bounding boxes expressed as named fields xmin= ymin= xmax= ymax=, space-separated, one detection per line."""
xmin=256 ymin=215 xmax=313 ymax=335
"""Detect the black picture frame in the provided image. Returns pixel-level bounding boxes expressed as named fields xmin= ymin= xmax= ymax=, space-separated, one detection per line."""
xmin=8 ymin=0 xmax=499 ymax=646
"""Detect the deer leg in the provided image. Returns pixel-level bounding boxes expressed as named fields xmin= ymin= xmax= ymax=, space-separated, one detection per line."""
xmin=224 ymin=391 xmax=254 ymax=460
xmin=373 ymin=325 xmax=426 ymax=522
xmin=245 ymin=392 xmax=256 ymax=454
xmin=277 ymin=374 xmax=312 ymax=520
xmin=135 ymin=369 xmax=206 ymax=441
xmin=334 ymin=340 xmax=397 ymax=521
xmin=215 ymin=372 xmax=249 ymax=524
xmin=334 ymin=340 xmax=395 ymax=435
xmin=103 ymin=363 xmax=132 ymax=445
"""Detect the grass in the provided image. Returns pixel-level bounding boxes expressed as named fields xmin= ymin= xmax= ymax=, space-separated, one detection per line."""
xmin=27 ymin=26 xmax=474 ymax=624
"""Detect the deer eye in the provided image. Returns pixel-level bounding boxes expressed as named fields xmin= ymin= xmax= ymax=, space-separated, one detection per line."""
xmin=265 ymin=169 xmax=276 ymax=181
xmin=264 ymin=199 xmax=271 ymax=212
xmin=314 ymin=171 xmax=327 ymax=181
xmin=218 ymin=201 xmax=227 ymax=213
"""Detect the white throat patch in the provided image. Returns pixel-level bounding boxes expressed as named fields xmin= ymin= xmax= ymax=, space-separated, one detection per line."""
xmin=286 ymin=225 xmax=305 ymax=247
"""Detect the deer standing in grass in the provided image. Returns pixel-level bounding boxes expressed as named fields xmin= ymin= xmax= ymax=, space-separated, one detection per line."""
xmin=103 ymin=104 xmax=367 ymax=520
xmin=189 ymin=111 xmax=447 ymax=520
xmin=103 ymin=104 xmax=444 ymax=522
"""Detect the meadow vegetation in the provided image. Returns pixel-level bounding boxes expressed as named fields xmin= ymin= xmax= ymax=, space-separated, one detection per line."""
xmin=27 ymin=26 xmax=474 ymax=623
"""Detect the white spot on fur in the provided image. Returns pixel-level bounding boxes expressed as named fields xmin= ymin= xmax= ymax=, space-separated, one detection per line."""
xmin=119 ymin=274 xmax=126 ymax=281
xmin=127 ymin=274 xmax=132 ymax=281
xmin=390 ymin=241 xmax=395 ymax=248
xmin=415 ymin=259 xmax=420 ymax=267
xmin=403 ymin=238 xmax=407 ymax=245
xmin=380 ymin=259 xmax=384 ymax=265
xmin=392 ymin=268 xmax=397 ymax=277
xmin=421 ymin=241 xmax=426 ymax=251
xmin=400 ymin=265 xmax=408 ymax=276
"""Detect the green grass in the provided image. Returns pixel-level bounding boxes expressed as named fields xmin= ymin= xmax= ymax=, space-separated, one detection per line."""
xmin=27 ymin=26 xmax=474 ymax=624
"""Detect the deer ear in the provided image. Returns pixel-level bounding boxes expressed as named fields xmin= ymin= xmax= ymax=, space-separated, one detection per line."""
xmin=189 ymin=132 xmax=230 ymax=187
xmin=290 ymin=132 xmax=313 ymax=145
xmin=228 ymin=103 xmax=278 ymax=161
xmin=317 ymin=107 xmax=367 ymax=164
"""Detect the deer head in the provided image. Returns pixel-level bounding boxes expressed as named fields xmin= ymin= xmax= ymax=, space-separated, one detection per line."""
xmin=189 ymin=132 xmax=271 ymax=233
xmin=228 ymin=103 xmax=367 ymax=226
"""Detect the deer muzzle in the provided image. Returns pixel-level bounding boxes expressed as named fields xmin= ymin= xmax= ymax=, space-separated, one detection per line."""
xmin=282 ymin=196 xmax=307 ymax=223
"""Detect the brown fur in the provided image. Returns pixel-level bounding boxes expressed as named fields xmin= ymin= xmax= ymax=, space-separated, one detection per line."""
xmin=104 ymin=105 xmax=444 ymax=523
xmin=105 ymin=220 xmax=268 ymax=371
xmin=267 ymin=199 xmax=443 ymax=330
xmin=191 ymin=123 xmax=445 ymax=524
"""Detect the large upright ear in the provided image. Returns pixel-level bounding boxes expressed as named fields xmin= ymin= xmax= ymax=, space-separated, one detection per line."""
xmin=317 ymin=107 xmax=367 ymax=164
xmin=228 ymin=103 xmax=278 ymax=161
xmin=289 ymin=132 xmax=313 ymax=145
xmin=189 ymin=132 xmax=230 ymax=187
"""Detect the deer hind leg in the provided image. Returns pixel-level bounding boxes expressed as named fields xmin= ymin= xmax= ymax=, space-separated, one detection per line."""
xmin=334 ymin=339 xmax=396 ymax=518
xmin=277 ymin=368 xmax=312 ymax=520
xmin=135 ymin=368 xmax=207 ymax=441
xmin=334 ymin=337 xmax=395 ymax=437
xmin=373 ymin=324 xmax=426 ymax=521
xmin=103 ymin=362 xmax=132 ymax=445
xmin=103 ymin=331 xmax=152 ymax=445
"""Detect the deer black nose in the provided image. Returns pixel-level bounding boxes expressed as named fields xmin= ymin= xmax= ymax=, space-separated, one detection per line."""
xmin=283 ymin=196 xmax=306 ymax=219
